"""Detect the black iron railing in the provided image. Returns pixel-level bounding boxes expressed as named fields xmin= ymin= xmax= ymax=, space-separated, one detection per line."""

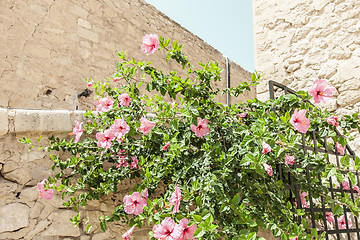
xmin=269 ymin=80 xmax=360 ymax=240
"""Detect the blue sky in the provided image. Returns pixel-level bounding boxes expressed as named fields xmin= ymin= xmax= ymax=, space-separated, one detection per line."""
xmin=145 ymin=0 xmax=254 ymax=72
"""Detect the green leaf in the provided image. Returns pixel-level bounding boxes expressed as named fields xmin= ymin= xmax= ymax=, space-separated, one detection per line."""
xmin=231 ymin=194 xmax=241 ymax=206
xmin=86 ymin=224 xmax=92 ymax=234
xmin=331 ymin=204 xmax=344 ymax=216
xmin=192 ymin=215 xmax=202 ymax=222
xmin=100 ymin=221 xmax=107 ymax=232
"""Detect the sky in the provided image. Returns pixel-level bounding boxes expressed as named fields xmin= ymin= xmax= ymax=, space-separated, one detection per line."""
xmin=145 ymin=0 xmax=255 ymax=72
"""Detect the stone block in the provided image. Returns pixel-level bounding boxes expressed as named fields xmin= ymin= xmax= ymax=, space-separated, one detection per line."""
xmin=337 ymin=90 xmax=360 ymax=107
xmin=77 ymin=27 xmax=99 ymax=43
xmin=14 ymin=109 xmax=72 ymax=133
xmin=0 ymin=109 xmax=8 ymax=136
xmin=70 ymin=5 xmax=88 ymax=19
xmin=20 ymin=186 xmax=40 ymax=204
xmin=77 ymin=18 xmax=91 ymax=29
xmin=0 ymin=203 xmax=30 ymax=232
xmin=41 ymin=210 xmax=81 ymax=237
xmin=3 ymin=168 xmax=32 ymax=185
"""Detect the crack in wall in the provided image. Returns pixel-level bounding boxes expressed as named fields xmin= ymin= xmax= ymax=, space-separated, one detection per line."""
xmin=31 ymin=0 xmax=56 ymax=38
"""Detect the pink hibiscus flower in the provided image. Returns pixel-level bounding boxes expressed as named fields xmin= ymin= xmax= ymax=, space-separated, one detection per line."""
xmin=123 ymin=192 xmax=147 ymax=215
xmin=299 ymin=191 xmax=309 ymax=208
xmin=262 ymin=141 xmax=271 ymax=154
xmin=190 ymin=117 xmax=210 ymax=138
xmin=353 ymin=185 xmax=360 ymax=194
xmin=142 ymin=188 xmax=148 ymax=199
xmin=173 ymin=218 xmax=197 ymax=240
xmin=236 ymin=112 xmax=247 ymax=119
xmin=326 ymin=115 xmax=339 ymax=126
xmin=37 ymin=179 xmax=54 ymax=200
xmin=118 ymin=93 xmax=131 ymax=107
xmin=338 ymin=215 xmax=352 ymax=229
xmin=168 ymin=185 xmax=182 ymax=214
xmin=141 ymin=34 xmax=159 ymax=55
xmin=336 ymin=142 xmax=346 ymax=155
xmin=308 ymin=79 xmax=336 ymax=104
xmin=96 ymin=129 xmax=116 ymax=149
xmin=69 ymin=120 xmax=83 ymax=143
xmin=263 ymin=163 xmax=273 ymax=176
xmin=290 ymin=109 xmax=310 ymax=134
xmin=326 ymin=212 xmax=335 ymax=223
xmin=122 ymin=226 xmax=135 ymax=240
xmin=87 ymin=81 xmax=93 ymax=87
xmin=153 ymin=217 xmax=182 ymax=240
xmin=94 ymin=97 xmax=114 ymax=113
xmin=138 ymin=117 xmax=156 ymax=135
xmin=111 ymin=119 xmax=130 ymax=137
xmin=162 ymin=142 xmax=170 ymax=151
xmin=285 ymin=155 xmax=295 ymax=165
xmin=113 ymin=77 xmax=123 ymax=82
xmin=342 ymin=180 xmax=350 ymax=190
xmin=130 ymin=156 xmax=139 ymax=169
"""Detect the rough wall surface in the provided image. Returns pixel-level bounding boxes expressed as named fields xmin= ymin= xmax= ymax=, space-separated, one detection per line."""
xmin=1 ymin=0 xmax=253 ymax=111
xmin=253 ymin=0 xmax=360 ymax=153
xmin=1 ymin=0 xmax=253 ymax=239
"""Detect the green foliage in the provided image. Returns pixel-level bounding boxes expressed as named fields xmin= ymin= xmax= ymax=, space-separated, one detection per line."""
xmin=24 ymin=37 xmax=360 ymax=239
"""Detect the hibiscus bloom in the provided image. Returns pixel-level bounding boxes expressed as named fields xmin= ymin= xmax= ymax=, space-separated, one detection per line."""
xmin=130 ymin=156 xmax=139 ymax=169
xmin=141 ymin=34 xmax=159 ymax=55
xmin=138 ymin=117 xmax=156 ymax=135
xmin=167 ymin=185 xmax=182 ymax=214
xmin=87 ymin=81 xmax=93 ymax=87
xmin=122 ymin=226 xmax=135 ymax=240
xmin=326 ymin=115 xmax=339 ymax=126
xmin=123 ymin=192 xmax=147 ymax=215
xmin=190 ymin=117 xmax=210 ymax=138
xmin=153 ymin=217 xmax=182 ymax=240
xmin=94 ymin=97 xmax=114 ymax=113
xmin=342 ymin=180 xmax=350 ymax=190
xmin=326 ymin=212 xmax=335 ymax=223
xmin=290 ymin=109 xmax=310 ymax=134
xmin=173 ymin=218 xmax=197 ymax=240
xmin=337 ymin=215 xmax=352 ymax=229
xmin=262 ymin=141 xmax=271 ymax=154
xmin=142 ymin=188 xmax=148 ymax=199
xmin=236 ymin=112 xmax=247 ymax=119
xmin=263 ymin=163 xmax=273 ymax=176
xmin=162 ymin=142 xmax=170 ymax=151
xmin=69 ymin=120 xmax=83 ymax=143
xmin=299 ymin=191 xmax=309 ymax=208
xmin=111 ymin=119 xmax=130 ymax=137
xmin=285 ymin=155 xmax=295 ymax=165
xmin=353 ymin=185 xmax=360 ymax=194
xmin=96 ymin=129 xmax=115 ymax=149
xmin=336 ymin=142 xmax=346 ymax=155
xmin=37 ymin=179 xmax=54 ymax=200
xmin=118 ymin=93 xmax=131 ymax=107
xmin=308 ymin=79 xmax=336 ymax=104
xmin=113 ymin=76 xmax=123 ymax=82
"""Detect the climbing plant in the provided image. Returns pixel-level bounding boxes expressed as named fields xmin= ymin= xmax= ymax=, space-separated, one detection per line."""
xmin=23 ymin=34 xmax=360 ymax=240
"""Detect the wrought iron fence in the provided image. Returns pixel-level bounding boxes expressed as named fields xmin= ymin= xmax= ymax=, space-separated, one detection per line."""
xmin=269 ymin=80 xmax=360 ymax=240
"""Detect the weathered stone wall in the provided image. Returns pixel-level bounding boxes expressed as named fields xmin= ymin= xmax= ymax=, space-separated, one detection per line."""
xmin=253 ymin=0 xmax=360 ymax=153
xmin=1 ymin=0 xmax=253 ymax=111
xmin=1 ymin=0 xmax=254 ymax=239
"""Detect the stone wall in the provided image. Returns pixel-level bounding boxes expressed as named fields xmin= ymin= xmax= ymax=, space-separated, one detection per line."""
xmin=0 ymin=0 xmax=253 ymax=239
xmin=253 ymin=0 xmax=360 ymax=153
xmin=1 ymin=0 xmax=253 ymax=111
